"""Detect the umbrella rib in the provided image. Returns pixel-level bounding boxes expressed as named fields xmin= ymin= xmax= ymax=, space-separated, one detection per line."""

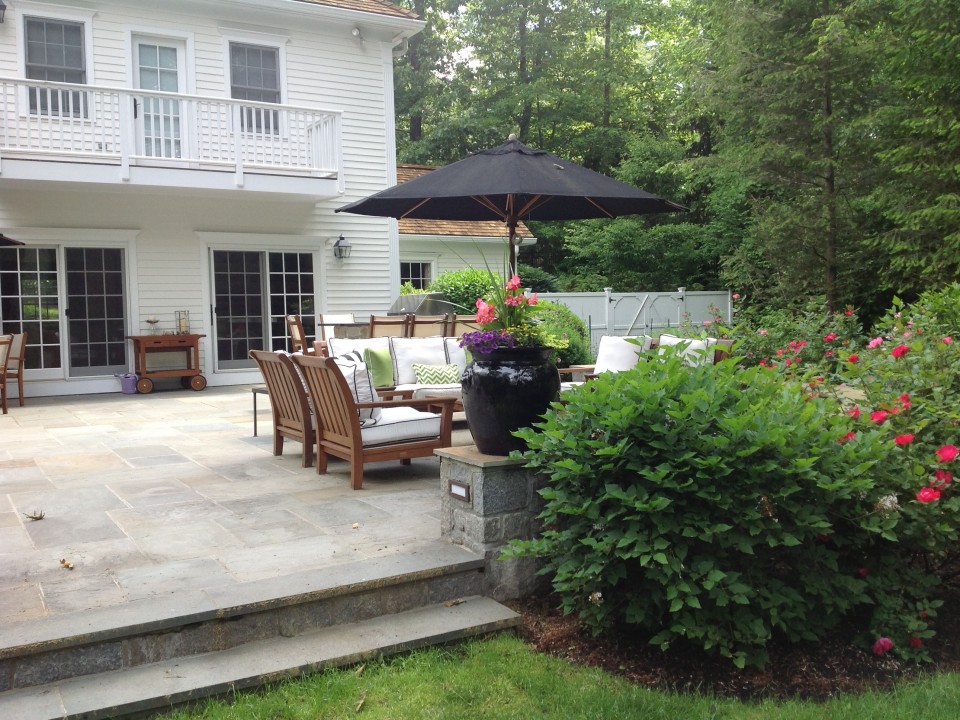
xmin=398 ymin=198 xmax=434 ymax=219
xmin=472 ymin=195 xmax=508 ymax=221
xmin=584 ymin=197 xmax=615 ymax=218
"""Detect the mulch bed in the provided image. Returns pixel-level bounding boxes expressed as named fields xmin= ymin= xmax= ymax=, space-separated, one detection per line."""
xmin=507 ymin=588 xmax=960 ymax=701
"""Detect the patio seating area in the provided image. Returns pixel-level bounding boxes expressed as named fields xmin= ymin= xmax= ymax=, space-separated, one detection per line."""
xmin=0 ymin=385 xmax=473 ymax=626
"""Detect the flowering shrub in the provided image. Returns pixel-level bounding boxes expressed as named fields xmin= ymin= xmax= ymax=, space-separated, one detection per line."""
xmin=507 ymin=284 xmax=960 ymax=667
xmin=460 ymin=274 xmax=544 ymax=354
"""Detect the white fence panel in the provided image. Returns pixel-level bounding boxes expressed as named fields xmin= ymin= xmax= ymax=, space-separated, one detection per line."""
xmin=539 ymin=289 xmax=731 ymax=352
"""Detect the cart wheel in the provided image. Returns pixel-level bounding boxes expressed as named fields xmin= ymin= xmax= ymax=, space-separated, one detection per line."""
xmin=136 ymin=378 xmax=154 ymax=394
xmin=190 ymin=375 xmax=207 ymax=391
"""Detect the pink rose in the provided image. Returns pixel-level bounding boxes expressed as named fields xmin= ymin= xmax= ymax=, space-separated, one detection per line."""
xmin=895 ymin=434 xmax=915 ymax=446
xmin=933 ymin=469 xmax=952 ymax=487
xmin=838 ymin=431 xmax=855 ymax=444
xmin=936 ymin=445 xmax=959 ymax=463
xmin=943 ymin=336 xmax=952 ymax=345
xmin=823 ymin=333 xmax=837 ymax=342
xmin=759 ymin=329 xmax=768 ymax=336
xmin=872 ymin=637 xmax=894 ymax=656
xmin=847 ymin=354 xmax=859 ymax=363
xmin=870 ymin=410 xmax=889 ymax=424
xmin=868 ymin=337 xmax=884 ymax=349
xmin=732 ymin=293 xmax=740 ymax=300
xmin=891 ymin=344 xmax=910 ymax=359
xmin=847 ymin=405 xmax=861 ymax=419
xmin=845 ymin=309 xmax=854 ymax=316
xmin=916 ymin=487 xmax=941 ymax=503
xmin=910 ymin=637 xmax=923 ymax=649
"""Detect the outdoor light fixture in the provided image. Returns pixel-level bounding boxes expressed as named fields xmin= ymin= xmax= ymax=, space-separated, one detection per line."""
xmin=351 ymin=26 xmax=364 ymax=43
xmin=0 ymin=2 xmax=7 ymax=24
xmin=332 ymin=234 xmax=352 ymax=259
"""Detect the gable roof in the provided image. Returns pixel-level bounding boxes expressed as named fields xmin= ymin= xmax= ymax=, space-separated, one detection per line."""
xmin=396 ymin=165 xmax=532 ymax=240
xmin=293 ymin=0 xmax=419 ymax=21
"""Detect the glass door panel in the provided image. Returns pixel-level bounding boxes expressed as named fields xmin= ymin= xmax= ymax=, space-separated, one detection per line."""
xmin=213 ymin=250 xmax=263 ymax=370
xmin=134 ymin=38 xmax=184 ymax=158
xmin=65 ymin=248 xmax=127 ymax=377
xmin=0 ymin=247 xmax=62 ymax=370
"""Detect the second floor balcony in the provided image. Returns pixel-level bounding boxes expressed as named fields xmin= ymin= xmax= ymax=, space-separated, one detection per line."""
xmin=0 ymin=77 xmax=343 ymax=198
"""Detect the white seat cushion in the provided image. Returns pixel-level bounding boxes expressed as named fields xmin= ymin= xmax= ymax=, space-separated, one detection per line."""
xmin=360 ymin=406 xmax=441 ymax=447
xmin=394 ymin=383 xmax=463 ymax=401
xmin=657 ymin=334 xmax=718 ymax=366
xmin=594 ymin=335 xmax=652 ymax=374
xmin=389 ymin=336 xmax=447 ymax=385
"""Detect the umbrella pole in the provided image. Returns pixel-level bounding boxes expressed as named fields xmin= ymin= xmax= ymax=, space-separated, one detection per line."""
xmin=508 ymin=221 xmax=518 ymax=277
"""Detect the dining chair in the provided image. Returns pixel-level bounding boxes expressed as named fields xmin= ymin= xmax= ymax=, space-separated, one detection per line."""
xmin=249 ymin=350 xmax=315 ymax=467
xmin=368 ymin=314 xmax=411 ymax=338
xmin=406 ymin=314 xmax=448 ymax=337
xmin=318 ymin=313 xmax=356 ymax=341
xmin=0 ymin=334 xmax=12 ymax=415
xmin=4 ymin=332 xmax=27 ymax=407
xmin=285 ymin=315 xmax=315 ymax=355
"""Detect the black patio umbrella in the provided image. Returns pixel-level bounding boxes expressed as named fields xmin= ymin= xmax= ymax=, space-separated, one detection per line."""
xmin=0 ymin=233 xmax=25 ymax=246
xmin=336 ymin=135 xmax=686 ymax=273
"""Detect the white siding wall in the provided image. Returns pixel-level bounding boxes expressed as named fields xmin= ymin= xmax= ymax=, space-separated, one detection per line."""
xmin=0 ymin=0 xmax=417 ymax=396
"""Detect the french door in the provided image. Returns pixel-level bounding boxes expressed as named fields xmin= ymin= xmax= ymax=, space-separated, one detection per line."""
xmin=65 ymin=248 xmax=127 ymax=377
xmin=211 ymin=250 xmax=315 ymax=370
xmin=133 ymin=37 xmax=186 ymax=159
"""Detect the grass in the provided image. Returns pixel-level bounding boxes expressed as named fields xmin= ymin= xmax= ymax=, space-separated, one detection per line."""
xmin=160 ymin=634 xmax=960 ymax=720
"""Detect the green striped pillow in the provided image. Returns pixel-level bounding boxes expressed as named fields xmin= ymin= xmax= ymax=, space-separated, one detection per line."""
xmin=412 ymin=363 xmax=462 ymax=385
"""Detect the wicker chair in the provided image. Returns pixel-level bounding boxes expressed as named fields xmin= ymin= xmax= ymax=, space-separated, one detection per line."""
xmin=250 ymin=350 xmax=315 ymax=467
xmin=293 ymin=354 xmax=455 ymax=490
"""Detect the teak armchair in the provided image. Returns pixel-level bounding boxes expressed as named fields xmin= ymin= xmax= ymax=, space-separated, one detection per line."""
xmin=3 ymin=332 xmax=27 ymax=407
xmin=250 ymin=350 xmax=315 ymax=467
xmin=293 ymin=354 xmax=456 ymax=490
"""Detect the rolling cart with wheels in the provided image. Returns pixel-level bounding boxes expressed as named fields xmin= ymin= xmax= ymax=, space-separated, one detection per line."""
xmin=126 ymin=334 xmax=207 ymax=393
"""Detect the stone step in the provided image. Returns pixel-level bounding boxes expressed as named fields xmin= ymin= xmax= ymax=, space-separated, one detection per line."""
xmin=0 ymin=595 xmax=520 ymax=720
xmin=0 ymin=543 xmax=485 ymax=695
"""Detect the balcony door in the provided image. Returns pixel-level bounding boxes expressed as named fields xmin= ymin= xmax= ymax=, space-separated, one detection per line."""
xmin=133 ymin=36 xmax=186 ymax=159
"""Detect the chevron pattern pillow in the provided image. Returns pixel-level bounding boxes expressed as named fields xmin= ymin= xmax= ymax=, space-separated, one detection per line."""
xmin=412 ymin=363 xmax=462 ymax=385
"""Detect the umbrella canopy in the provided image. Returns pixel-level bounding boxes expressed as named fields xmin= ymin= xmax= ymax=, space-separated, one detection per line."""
xmin=0 ymin=233 xmax=25 ymax=247
xmin=336 ymin=136 xmax=686 ymax=272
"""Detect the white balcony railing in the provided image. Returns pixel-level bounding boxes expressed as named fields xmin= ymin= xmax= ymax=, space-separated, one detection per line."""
xmin=0 ymin=77 xmax=342 ymax=190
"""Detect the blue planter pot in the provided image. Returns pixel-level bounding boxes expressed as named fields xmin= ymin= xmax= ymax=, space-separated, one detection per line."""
xmin=460 ymin=346 xmax=560 ymax=455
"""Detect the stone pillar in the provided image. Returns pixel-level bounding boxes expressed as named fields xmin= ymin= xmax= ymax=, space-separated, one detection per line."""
xmin=435 ymin=445 xmax=547 ymax=601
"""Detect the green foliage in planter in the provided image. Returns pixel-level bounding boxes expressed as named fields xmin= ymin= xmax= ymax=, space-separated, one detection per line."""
xmin=428 ymin=268 xmax=499 ymax=313
xmin=509 ymin=348 xmax=944 ymax=668
xmin=532 ymin=300 xmax=591 ymax=366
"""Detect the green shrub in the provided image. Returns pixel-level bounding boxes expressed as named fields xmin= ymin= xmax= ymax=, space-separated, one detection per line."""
xmin=398 ymin=281 xmax=420 ymax=296
xmin=428 ymin=268 xmax=499 ymax=313
xmin=517 ymin=263 xmax=560 ymax=293
xmin=510 ymin=347 xmax=944 ymax=668
xmin=532 ymin=300 xmax=591 ymax=366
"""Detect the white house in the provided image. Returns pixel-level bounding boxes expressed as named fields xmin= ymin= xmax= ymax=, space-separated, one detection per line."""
xmin=0 ymin=0 xmax=423 ymax=398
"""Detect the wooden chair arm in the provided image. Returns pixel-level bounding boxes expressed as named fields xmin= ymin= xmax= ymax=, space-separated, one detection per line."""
xmin=558 ymin=364 xmax=596 ymax=375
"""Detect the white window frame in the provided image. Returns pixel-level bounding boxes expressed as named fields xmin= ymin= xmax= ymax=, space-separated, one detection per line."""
xmin=15 ymin=2 xmax=96 ymax=119
xmin=399 ymin=258 xmax=436 ymax=291
xmin=220 ymin=28 xmax=289 ymax=137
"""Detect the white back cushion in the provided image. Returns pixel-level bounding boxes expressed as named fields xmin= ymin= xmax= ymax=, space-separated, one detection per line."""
xmin=658 ymin=334 xmax=718 ymax=366
xmin=444 ymin=337 xmax=468 ymax=374
xmin=326 ymin=336 xmax=391 ymax=360
xmin=331 ymin=355 xmax=382 ymax=425
xmin=390 ymin=336 xmax=447 ymax=384
xmin=594 ymin=335 xmax=652 ymax=374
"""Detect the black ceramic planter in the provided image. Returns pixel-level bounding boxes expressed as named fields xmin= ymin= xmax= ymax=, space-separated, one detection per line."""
xmin=460 ymin=346 xmax=561 ymax=455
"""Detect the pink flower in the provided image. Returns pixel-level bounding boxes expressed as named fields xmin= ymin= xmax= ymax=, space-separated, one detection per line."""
xmin=732 ymin=293 xmax=740 ymax=300
xmin=847 ymin=354 xmax=859 ymax=363
xmin=943 ymin=336 xmax=953 ymax=345
xmin=936 ymin=445 xmax=959 ymax=463
xmin=824 ymin=333 xmax=837 ymax=342
xmin=870 ymin=410 xmax=889 ymax=424
xmin=505 ymin=274 xmax=522 ymax=291
xmin=916 ymin=487 xmax=941 ymax=503
xmin=910 ymin=637 xmax=923 ymax=649
xmin=898 ymin=393 xmax=911 ymax=409
xmin=847 ymin=406 xmax=861 ymax=419
xmin=789 ymin=340 xmax=798 ymax=349
xmin=933 ymin=469 xmax=952 ymax=487
xmin=845 ymin=309 xmax=854 ymax=316
xmin=894 ymin=434 xmax=915 ymax=446
xmin=868 ymin=337 xmax=884 ymax=349
xmin=872 ymin=637 xmax=894 ymax=656
xmin=776 ymin=349 xmax=786 ymax=356
xmin=825 ymin=350 xmax=834 ymax=358
xmin=527 ymin=293 xmax=538 ymax=305
xmin=891 ymin=344 xmax=910 ymax=359
xmin=838 ymin=431 xmax=856 ymax=444
xmin=785 ymin=358 xmax=793 ymax=367
xmin=504 ymin=294 xmax=525 ymax=307
xmin=759 ymin=329 xmax=768 ymax=336
xmin=857 ymin=567 xmax=869 ymax=578
xmin=475 ymin=299 xmax=496 ymax=325
xmin=703 ymin=320 xmax=712 ymax=326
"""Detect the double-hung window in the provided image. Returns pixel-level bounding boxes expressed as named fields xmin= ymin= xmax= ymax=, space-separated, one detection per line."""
xmin=229 ymin=42 xmax=280 ymax=134
xmin=25 ymin=17 xmax=87 ymax=117
xmin=400 ymin=261 xmax=433 ymax=290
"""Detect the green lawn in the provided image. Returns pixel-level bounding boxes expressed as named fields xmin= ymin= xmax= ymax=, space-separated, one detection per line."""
xmin=161 ymin=634 xmax=960 ymax=720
